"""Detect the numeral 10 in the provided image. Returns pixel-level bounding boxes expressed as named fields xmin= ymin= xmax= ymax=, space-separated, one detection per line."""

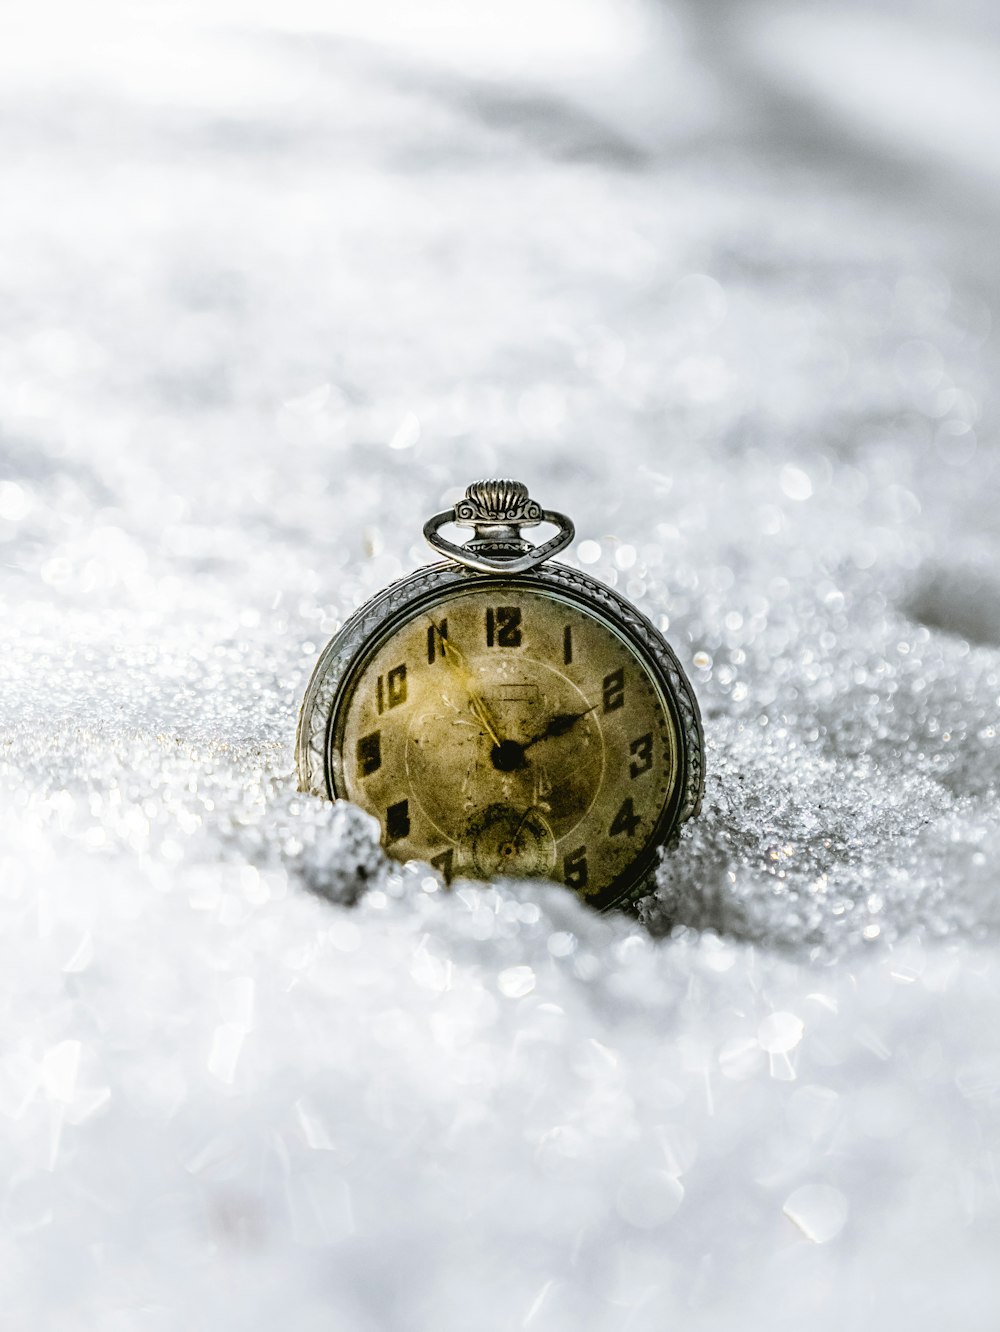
xmin=376 ymin=663 xmax=407 ymax=713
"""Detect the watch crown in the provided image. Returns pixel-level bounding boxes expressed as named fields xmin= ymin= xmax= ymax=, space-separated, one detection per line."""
xmin=457 ymin=479 xmax=542 ymax=526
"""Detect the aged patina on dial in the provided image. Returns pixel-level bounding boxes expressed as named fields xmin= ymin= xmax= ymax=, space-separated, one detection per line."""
xmin=297 ymin=481 xmax=703 ymax=911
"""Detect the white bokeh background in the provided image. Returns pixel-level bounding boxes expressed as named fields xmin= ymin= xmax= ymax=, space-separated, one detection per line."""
xmin=2 ymin=1 xmax=1000 ymax=1327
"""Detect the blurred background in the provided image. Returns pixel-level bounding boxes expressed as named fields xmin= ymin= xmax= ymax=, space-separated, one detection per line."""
xmin=2 ymin=1 xmax=1000 ymax=1328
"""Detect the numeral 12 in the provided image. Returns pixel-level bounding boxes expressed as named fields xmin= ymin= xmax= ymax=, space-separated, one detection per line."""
xmin=485 ymin=606 xmax=522 ymax=647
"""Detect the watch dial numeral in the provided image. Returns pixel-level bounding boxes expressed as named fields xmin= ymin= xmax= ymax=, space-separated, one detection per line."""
xmin=357 ymin=730 xmax=382 ymax=777
xmin=485 ymin=606 xmax=522 ymax=648
xmin=386 ymin=799 xmax=410 ymax=842
xmin=377 ymin=663 xmax=408 ymax=713
xmin=427 ymin=619 xmax=448 ymax=664
xmin=564 ymin=845 xmax=588 ymax=889
xmin=602 ymin=667 xmax=625 ymax=713
xmin=337 ymin=585 xmax=679 ymax=906
xmin=609 ymin=796 xmax=641 ymax=838
xmin=430 ymin=848 xmax=454 ymax=880
xmin=629 ymin=732 xmax=653 ymax=778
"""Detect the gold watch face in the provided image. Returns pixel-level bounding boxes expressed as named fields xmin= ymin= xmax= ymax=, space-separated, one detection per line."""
xmin=328 ymin=581 xmax=682 ymax=906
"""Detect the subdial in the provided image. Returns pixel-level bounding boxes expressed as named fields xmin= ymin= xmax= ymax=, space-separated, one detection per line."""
xmin=469 ymin=804 xmax=556 ymax=878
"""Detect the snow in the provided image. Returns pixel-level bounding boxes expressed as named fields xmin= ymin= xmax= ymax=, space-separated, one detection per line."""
xmin=2 ymin=1 xmax=999 ymax=1327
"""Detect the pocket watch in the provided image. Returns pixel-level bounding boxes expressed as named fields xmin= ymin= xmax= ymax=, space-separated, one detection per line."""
xmin=296 ymin=480 xmax=703 ymax=911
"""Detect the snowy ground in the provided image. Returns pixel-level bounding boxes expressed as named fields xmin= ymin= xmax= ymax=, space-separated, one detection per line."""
xmin=2 ymin=1 xmax=1000 ymax=1327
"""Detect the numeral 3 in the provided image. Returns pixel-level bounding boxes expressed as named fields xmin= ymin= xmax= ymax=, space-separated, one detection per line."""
xmin=629 ymin=732 xmax=653 ymax=778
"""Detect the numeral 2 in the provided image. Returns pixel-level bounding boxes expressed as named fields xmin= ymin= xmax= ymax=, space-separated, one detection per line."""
xmin=376 ymin=663 xmax=407 ymax=713
xmin=485 ymin=606 xmax=522 ymax=647
xmin=602 ymin=667 xmax=624 ymax=713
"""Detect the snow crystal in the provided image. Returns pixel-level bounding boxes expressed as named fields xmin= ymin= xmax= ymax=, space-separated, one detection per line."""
xmin=2 ymin=0 xmax=1000 ymax=1328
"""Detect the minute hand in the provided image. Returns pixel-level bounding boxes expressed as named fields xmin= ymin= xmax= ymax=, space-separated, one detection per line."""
xmin=431 ymin=622 xmax=505 ymax=747
xmin=521 ymin=704 xmax=597 ymax=752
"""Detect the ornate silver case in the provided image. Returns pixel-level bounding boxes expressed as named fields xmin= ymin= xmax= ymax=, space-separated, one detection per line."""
xmin=296 ymin=554 xmax=704 ymax=912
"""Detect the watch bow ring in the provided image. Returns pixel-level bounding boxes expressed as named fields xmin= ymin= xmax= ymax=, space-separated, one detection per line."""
xmin=296 ymin=479 xmax=704 ymax=911
xmin=423 ymin=479 xmax=575 ymax=574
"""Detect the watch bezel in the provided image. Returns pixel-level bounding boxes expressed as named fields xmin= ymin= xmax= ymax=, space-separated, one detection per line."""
xmin=296 ymin=560 xmax=703 ymax=910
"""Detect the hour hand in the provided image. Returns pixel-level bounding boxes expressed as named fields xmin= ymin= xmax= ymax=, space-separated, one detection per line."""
xmin=522 ymin=704 xmax=597 ymax=751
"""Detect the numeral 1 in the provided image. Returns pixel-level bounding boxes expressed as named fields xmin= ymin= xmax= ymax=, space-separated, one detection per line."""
xmin=602 ymin=667 xmax=625 ymax=713
xmin=563 ymin=626 xmax=573 ymax=664
xmin=485 ymin=606 xmax=522 ymax=647
xmin=376 ymin=663 xmax=407 ymax=713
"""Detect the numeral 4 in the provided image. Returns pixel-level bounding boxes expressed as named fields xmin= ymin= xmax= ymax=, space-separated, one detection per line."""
xmin=609 ymin=797 xmax=641 ymax=838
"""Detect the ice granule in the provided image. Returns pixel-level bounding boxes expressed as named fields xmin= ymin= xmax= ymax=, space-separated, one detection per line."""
xmin=2 ymin=1 xmax=1000 ymax=1328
